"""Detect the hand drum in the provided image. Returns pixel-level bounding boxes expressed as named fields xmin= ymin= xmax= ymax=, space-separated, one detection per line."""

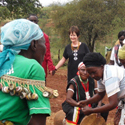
xmin=80 ymin=113 xmax=106 ymax=125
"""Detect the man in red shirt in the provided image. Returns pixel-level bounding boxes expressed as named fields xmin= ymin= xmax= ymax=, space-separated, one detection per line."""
xmin=28 ymin=14 xmax=55 ymax=79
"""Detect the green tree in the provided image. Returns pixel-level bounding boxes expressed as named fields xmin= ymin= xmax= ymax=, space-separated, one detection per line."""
xmin=0 ymin=0 xmax=42 ymax=19
xmin=51 ymin=0 xmax=125 ymax=52
xmin=0 ymin=6 xmax=10 ymax=20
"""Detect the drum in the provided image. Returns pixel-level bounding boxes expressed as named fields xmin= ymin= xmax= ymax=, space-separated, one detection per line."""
xmin=54 ymin=110 xmax=65 ymax=125
xmin=80 ymin=113 xmax=106 ymax=125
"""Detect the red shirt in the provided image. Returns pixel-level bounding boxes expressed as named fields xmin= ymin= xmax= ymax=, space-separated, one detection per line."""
xmin=42 ymin=33 xmax=55 ymax=77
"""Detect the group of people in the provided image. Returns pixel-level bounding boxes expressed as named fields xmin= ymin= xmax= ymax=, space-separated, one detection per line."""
xmin=62 ymin=34 xmax=125 ymax=125
xmin=26 ymin=14 xmax=90 ymax=84
xmin=0 ymin=15 xmax=90 ymax=125
xmin=61 ymin=29 xmax=125 ymax=125
xmin=0 ymin=14 xmax=125 ymax=125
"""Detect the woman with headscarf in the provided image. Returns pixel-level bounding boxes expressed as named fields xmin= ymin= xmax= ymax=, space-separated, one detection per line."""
xmin=78 ymin=52 xmax=125 ymax=125
xmin=0 ymin=19 xmax=52 ymax=125
xmin=62 ymin=62 xmax=108 ymax=125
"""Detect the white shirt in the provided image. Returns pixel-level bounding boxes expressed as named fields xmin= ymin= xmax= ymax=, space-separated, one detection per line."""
xmin=97 ymin=65 xmax=125 ymax=99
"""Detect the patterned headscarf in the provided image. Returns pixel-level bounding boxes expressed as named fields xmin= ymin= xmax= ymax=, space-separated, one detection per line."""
xmin=118 ymin=44 xmax=125 ymax=60
xmin=0 ymin=19 xmax=43 ymax=77
xmin=78 ymin=62 xmax=85 ymax=70
xmin=77 ymin=62 xmax=85 ymax=75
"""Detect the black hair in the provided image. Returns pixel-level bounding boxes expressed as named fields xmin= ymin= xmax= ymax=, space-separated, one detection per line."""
xmin=83 ymin=52 xmax=106 ymax=67
xmin=28 ymin=14 xmax=38 ymax=19
xmin=118 ymin=30 xmax=125 ymax=39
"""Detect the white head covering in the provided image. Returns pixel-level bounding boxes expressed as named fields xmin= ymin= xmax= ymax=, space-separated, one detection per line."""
xmin=0 ymin=19 xmax=44 ymax=77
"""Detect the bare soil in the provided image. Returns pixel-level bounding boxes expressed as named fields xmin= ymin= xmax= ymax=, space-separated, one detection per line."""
xmin=46 ymin=69 xmax=116 ymax=125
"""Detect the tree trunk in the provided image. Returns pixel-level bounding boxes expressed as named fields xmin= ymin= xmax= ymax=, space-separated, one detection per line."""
xmin=88 ymin=46 xmax=93 ymax=52
xmin=58 ymin=49 xmax=60 ymax=61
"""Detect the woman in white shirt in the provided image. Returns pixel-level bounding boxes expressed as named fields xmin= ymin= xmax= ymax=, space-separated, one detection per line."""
xmin=79 ymin=52 xmax=125 ymax=125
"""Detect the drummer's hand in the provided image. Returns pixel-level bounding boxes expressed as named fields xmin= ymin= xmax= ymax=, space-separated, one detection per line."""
xmin=81 ymin=106 xmax=93 ymax=115
xmin=96 ymin=113 xmax=101 ymax=118
xmin=78 ymin=100 xmax=87 ymax=108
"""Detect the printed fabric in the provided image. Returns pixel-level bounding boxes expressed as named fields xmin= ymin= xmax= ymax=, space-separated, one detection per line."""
xmin=0 ymin=19 xmax=43 ymax=77
xmin=0 ymin=55 xmax=51 ymax=125
xmin=63 ymin=43 xmax=90 ymax=82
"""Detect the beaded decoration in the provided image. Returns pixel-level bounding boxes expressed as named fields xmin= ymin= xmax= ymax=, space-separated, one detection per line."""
xmin=71 ymin=42 xmax=80 ymax=52
xmin=0 ymin=75 xmax=59 ymax=100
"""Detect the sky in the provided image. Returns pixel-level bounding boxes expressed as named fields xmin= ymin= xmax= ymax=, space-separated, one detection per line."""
xmin=39 ymin=0 xmax=73 ymax=7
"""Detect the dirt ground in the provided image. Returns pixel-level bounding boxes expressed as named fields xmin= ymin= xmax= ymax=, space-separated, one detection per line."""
xmin=46 ymin=69 xmax=116 ymax=125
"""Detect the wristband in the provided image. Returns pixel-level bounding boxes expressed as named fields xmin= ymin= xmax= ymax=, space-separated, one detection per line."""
xmin=67 ymin=88 xmax=74 ymax=93
xmin=94 ymin=88 xmax=98 ymax=91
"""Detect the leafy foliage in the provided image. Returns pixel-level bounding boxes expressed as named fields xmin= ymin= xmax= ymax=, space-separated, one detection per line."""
xmin=0 ymin=0 xmax=42 ymax=19
xmin=50 ymin=0 xmax=125 ymax=52
xmin=0 ymin=6 xmax=10 ymax=19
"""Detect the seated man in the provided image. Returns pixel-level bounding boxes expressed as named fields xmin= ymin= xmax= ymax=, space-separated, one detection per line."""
xmin=62 ymin=62 xmax=108 ymax=125
xmin=0 ymin=19 xmax=51 ymax=125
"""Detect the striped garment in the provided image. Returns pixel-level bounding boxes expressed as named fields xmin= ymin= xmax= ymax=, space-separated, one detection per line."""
xmin=97 ymin=64 xmax=125 ymax=99
xmin=114 ymin=45 xmax=122 ymax=66
xmin=65 ymin=107 xmax=80 ymax=125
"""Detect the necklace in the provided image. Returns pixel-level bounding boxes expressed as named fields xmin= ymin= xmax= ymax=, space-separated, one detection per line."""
xmin=82 ymin=79 xmax=88 ymax=84
xmin=79 ymin=75 xmax=88 ymax=84
xmin=71 ymin=42 xmax=80 ymax=51
xmin=78 ymin=75 xmax=91 ymax=107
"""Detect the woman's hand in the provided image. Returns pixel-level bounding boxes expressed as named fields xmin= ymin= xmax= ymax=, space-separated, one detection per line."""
xmin=77 ymin=100 xmax=88 ymax=108
xmin=49 ymin=69 xmax=56 ymax=76
xmin=81 ymin=106 xmax=93 ymax=115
